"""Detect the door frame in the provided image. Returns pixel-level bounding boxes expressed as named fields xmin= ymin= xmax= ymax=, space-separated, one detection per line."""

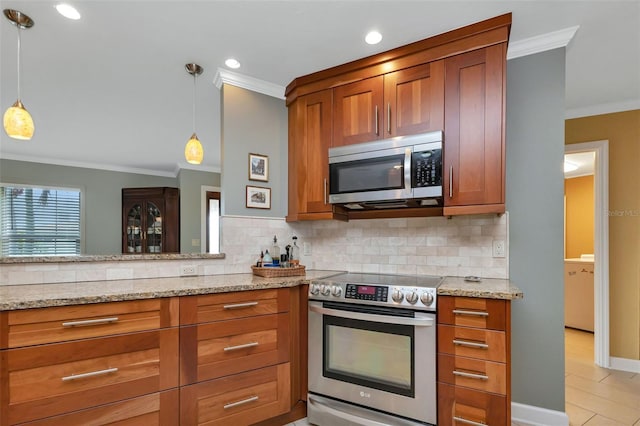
xmin=200 ymin=185 xmax=221 ymax=253
xmin=565 ymin=140 xmax=609 ymax=367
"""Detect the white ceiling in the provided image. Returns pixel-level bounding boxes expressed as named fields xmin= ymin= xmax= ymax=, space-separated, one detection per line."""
xmin=1 ymin=1 xmax=639 ymax=176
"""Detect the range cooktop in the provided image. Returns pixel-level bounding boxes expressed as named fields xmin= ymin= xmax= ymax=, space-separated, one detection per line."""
xmin=310 ymin=272 xmax=443 ymax=311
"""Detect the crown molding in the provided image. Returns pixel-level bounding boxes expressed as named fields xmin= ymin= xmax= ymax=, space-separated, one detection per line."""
xmin=565 ymin=98 xmax=640 ymax=119
xmin=507 ymin=25 xmax=579 ymax=60
xmin=213 ymin=68 xmax=286 ymax=100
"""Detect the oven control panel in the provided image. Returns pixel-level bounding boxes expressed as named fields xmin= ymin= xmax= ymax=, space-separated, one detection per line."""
xmin=309 ymin=282 xmax=437 ymax=311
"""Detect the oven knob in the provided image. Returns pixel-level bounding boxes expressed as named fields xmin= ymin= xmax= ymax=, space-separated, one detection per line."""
xmin=420 ymin=292 xmax=434 ymax=306
xmin=406 ymin=291 xmax=419 ymax=304
xmin=321 ymin=285 xmax=331 ymax=296
xmin=309 ymin=284 xmax=320 ymax=295
xmin=331 ymin=285 xmax=343 ymax=297
xmin=391 ymin=289 xmax=404 ymax=303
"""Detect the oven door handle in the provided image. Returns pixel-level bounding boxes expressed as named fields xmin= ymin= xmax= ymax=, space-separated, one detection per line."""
xmin=309 ymin=304 xmax=434 ymax=327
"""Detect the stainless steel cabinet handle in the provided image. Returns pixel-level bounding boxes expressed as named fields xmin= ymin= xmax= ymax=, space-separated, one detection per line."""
xmin=449 ymin=166 xmax=453 ymax=198
xmin=375 ymin=105 xmax=379 ymax=136
xmin=387 ymin=102 xmax=391 ymax=134
xmin=453 ymin=309 xmax=489 ymax=317
xmin=324 ymin=178 xmax=328 ymax=204
xmin=223 ymin=342 xmax=259 ymax=352
xmin=453 ymin=339 xmax=489 ymax=349
xmin=223 ymin=301 xmax=258 ymax=310
xmin=453 ymin=370 xmax=489 ymax=380
xmin=223 ymin=395 xmax=259 ymax=410
xmin=453 ymin=416 xmax=488 ymax=426
xmin=62 ymin=367 xmax=118 ymax=382
xmin=62 ymin=317 xmax=119 ymax=327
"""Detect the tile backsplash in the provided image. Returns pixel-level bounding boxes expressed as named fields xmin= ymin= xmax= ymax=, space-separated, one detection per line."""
xmin=1 ymin=213 xmax=508 ymax=286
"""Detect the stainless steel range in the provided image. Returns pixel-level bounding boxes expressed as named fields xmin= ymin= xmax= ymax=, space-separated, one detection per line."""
xmin=307 ymin=273 xmax=443 ymax=426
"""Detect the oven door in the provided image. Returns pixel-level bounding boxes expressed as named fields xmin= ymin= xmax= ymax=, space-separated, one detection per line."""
xmin=308 ymin=301 xmax=436 ymax=425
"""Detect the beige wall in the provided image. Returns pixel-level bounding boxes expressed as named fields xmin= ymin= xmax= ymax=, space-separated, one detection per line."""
xmin=565 ymin=109 xmax=640 ymax=360
xmin=565 ymin=175 xmax=594 ymax=259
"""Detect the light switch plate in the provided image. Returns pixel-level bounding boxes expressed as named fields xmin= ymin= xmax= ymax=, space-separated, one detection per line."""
xmin=492 ymin=240 xmax=506 ymax=258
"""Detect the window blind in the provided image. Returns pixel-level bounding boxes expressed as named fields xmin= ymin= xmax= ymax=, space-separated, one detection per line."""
xmin=0 ymin=186 xmax=81 ymax=256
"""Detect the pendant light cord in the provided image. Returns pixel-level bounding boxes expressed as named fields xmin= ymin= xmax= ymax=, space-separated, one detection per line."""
xmin=192 ymin=72 xmax=196 ymax=134
xmin=16 ymin=25 xmax=22 ymax=101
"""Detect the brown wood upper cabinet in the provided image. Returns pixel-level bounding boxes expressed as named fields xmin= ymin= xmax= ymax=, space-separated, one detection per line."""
xmin=286 ymin=13 xmax=511 ymax=221
xmin=443 ymin=44 xmax=506 ymax=216
xmin=332 ymin=62 xmax=444 ymax=147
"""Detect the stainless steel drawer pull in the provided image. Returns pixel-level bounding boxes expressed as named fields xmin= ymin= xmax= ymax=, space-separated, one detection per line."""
xmin=62 ymin=317 xmax=119 ymax=327
xmin=62 ymin=367 xmax=118 ymax=382
xmin=223 ymin=302 xmax=258 ymax=310
xmin=453 ymin=370 xmax=489 ymax=381
xmin=223 ymin=395 xmax=259 ymax=410
xmin=223 ymin=342 xmax=259 ymax=352
xmin=453 ymin=339 xmax=489 ymax=349
xmin=452 ymin=309 xmax=489 ymax=317
xmin=453 ymin=416 xmax=487 ymax=426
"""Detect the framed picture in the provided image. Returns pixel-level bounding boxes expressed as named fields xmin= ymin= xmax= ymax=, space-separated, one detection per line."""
xmin=246 ymin=185 xmax=271 ymax=209
xmin=249 ymin=153 xmax=269 ymax=182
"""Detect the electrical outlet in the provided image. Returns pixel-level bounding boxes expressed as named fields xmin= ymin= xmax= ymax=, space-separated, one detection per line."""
xmin=303 ymin=241 xmax=312 ymax=256
xmin=492 ymin=240 xmax=506 ymax=258
xmin=181 ymin=265 xmax=197 ymax=276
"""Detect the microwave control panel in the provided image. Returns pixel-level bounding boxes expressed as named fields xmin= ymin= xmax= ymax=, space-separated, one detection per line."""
xmin=412 ymin=149 xmax=442 ymax=188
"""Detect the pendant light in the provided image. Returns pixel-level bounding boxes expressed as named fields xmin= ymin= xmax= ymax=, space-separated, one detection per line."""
xmin=184 ymin=63 xmax=204 ymax=165
xmin=3 ymin=9 xmax=35 ymax=140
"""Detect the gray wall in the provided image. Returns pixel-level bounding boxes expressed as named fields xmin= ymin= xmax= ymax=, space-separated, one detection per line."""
xmin=0 ymin=159 xmax=220 ymax=255
xmin=221 ymin=84 xmax=288 ymax=217
xmin=178 ymin=168 xmax=221 ymax=253
xmin=506 ymin=49 xmax=566 ymax=410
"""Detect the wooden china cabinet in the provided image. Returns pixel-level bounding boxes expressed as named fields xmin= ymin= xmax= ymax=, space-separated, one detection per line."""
xmin=121 ymin=187 xmax=179 ymax=254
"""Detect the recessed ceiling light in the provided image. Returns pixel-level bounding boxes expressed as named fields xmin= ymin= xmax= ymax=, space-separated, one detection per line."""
xmin=365 ymin=31 xmax=382 ymax=45
xmin=225 ymin=58 xmax=241 ymax=69
xmin=56 ymin=4 xmax=81 ymax=20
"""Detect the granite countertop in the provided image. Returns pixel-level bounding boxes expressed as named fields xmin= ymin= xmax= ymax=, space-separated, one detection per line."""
xmin=438 ymin=276 xmax=523 ymax=300
xmin=0 ymin=272 xmax=522 ymax=311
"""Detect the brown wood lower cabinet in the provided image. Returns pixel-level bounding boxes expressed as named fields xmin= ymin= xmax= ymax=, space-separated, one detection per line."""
xmin=180 ymin=363 xmax=291 ymax=426
xmin=438 ymin=382 xmax=507 ymax=426
xmin=18 ymin=389 xmax=179 ymax=426
xmin=2 ymin=328 xmax=178 ymax=425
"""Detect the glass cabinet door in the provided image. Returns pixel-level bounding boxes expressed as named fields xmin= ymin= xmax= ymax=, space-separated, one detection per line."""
xmin=146 ymin=202 xmax=162 ymax=253
xmin=126 ymin=204 xmax=142 ymax=253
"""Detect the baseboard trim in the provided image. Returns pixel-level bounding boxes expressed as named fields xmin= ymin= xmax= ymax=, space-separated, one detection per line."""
xmin=610 ymin=356 xmax=640 ymax=373
xmin=511 ymin=402 xmax=569 ymax=426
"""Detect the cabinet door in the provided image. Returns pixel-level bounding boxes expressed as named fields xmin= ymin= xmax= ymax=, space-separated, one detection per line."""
xmin=384 ymin=61 xmax=444 ymax=137
xmin=438 ymin=382 xmax=507 ymax=426
xmin=333 ymin=76 xmax=383 ymax=146
xmin=444 ymin=44 xmax=505 ymax=214
xmin=123 ymin=201 xmax=143 ymax=254
xmin=295 ymin=90 xmax=333 ymax=215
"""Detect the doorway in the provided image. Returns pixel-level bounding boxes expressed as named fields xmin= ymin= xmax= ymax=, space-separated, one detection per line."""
xmin=564 ymin=140 xmax=609 ymax=367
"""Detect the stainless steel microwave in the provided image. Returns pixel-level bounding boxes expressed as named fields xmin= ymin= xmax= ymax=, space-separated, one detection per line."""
xmin=328 ymin=131 xmax=443 ymax=209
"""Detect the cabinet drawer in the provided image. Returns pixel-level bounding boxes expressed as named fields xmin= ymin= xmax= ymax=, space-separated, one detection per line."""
xmin=2 ymin=298 xmax=179 ymax=348
xmin=181 ymin=313 xmax=290 ymax=384
xmin=3 ymin=329 xmax=179 ymax=424
xmin=18 ymin=389 xmax=179 ymax=426
xmin=438 ymin=382 xmax=507 ymax=426
xmin=438 ymin=296 xmax=506 ymax=330
xmin=438 ymin=324 xmax=506 ymax=362
xmin=180 ymin=363 xmax=290 ymax=426
xmin=180 ymin=288 xmax=290 ymax=325
xmin=438 ymin=354 xmax=506 ymax=395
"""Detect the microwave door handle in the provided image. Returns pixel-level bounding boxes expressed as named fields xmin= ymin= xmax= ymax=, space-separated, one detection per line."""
xmin=309 ymin=304 xmax=434 ymax=327
xmin=404 ymin=148 xmax=412 ymax=193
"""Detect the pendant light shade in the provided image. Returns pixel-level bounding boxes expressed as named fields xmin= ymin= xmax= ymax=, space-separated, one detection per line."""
xmin=185 ymin=63 xmax=204 ymax=165
xmin=185 ymin=132 xmax=204 ymax=165
xmin=3 ymin=9 xmax=35 ymax=141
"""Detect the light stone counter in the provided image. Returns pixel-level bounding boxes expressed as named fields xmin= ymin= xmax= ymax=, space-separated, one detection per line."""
xmin=0 ymin=272 xmax=522 ymax=311
xmin=438 ymin=276 xmax=523 ymax=300
xmin=0 ymin=270 xmax=344 ymax=311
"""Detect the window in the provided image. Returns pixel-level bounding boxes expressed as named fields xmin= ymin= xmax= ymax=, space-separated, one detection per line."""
xmin=0 ymin=185 xmax=81 ymax=256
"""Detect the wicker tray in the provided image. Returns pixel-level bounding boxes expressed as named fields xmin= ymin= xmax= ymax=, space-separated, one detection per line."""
xmin=251 ymin=265 xmax=305 ymax=277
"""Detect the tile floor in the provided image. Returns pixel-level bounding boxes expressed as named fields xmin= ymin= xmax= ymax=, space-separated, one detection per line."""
xmin=286 ymin=331 xmax=640 ymax=426
xmin=565 ymin=328 xmax=640 ymax=425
